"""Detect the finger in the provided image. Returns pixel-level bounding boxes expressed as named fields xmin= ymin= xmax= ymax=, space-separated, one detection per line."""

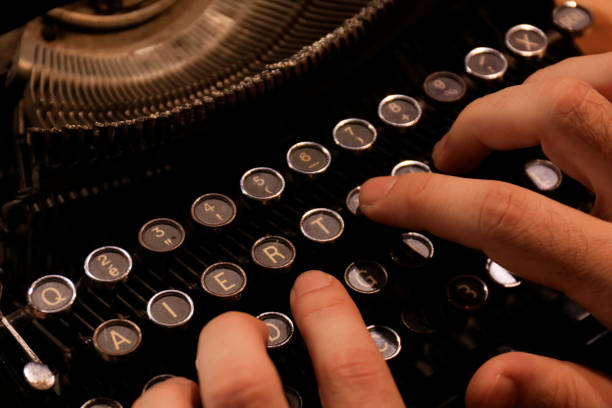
xmin=431 ymin=78 xmax=612 ymax=219
xmin=132 ymin=377 xmax=199 ymax=408
xmin=360 ymin=174 xmax=612 ymax=328
xmin=290 ymin=270 xmax=405 ymax=407
xmin=466 ymin=352 xmax=612 ymax=408
xmin=525 ymin=52 xmax=612 ymax=99
xmin=196 ymin=311 xmax=287 ymax=408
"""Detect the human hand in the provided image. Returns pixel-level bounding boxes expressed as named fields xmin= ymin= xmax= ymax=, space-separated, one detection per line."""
xmin=359 ymin=52 xmax=612 ymax=407
xmin=133 ymin=270 xmax=405 ymax=408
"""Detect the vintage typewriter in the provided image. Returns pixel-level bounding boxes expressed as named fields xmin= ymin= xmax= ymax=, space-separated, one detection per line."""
xmin=1 ymin=0 xmax=610 ymax=406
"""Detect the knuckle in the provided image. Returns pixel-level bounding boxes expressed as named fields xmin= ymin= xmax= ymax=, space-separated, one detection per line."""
xmin=477 ymin=184 xmax=526 ymax=240
xmin=549 ymin=77 xmax=593 ymax=120
xmin=322 ymin=347 xmax=386 ymax=387
xmin=206 ymin=370 xmax=271 ymax=407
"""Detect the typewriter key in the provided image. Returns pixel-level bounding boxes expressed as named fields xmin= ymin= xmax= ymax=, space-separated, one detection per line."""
xmin=465 ymin=47 xmax=508 ymax=80
xmin=147 ymin=290 xmax=194 ymax=328
xmin=344 ymin=261 xmax=388 ymax=294
xmin=23 ymin=362 xmax=55 ymax=391
xmin=390 ymin=232 xmax=435 ymax=267
xmin=423 ymin=71 xmax=467 ymax=103
xmin=240 ymin=167 xmax=286 ymax=203
xmin=84 ymin=246 xmax=132 ymax=284
xmin=251 ymin=236 xmax=296 ymax=271
xmin=257 ymin=312 xmax=294 ymax=348
xmin=27 ymin=275 xmax=77 ymax=318
xmin=486 ymin=259 xmax=521 ymax=288
xmin=138 ymin=218 xmax=186 ymax=253
xmin=553 ymin=1 xmax=593 ymax=35
xmin=346 ymin=186 xmax=361 ymax=216
xmin=80 ymin=398 xmax=123 ymax=408
xmin=191 ymin=193 xmax=237 ymax=228
xmin=378 ymin=95 xmax=422 ymax=128
xmin=287 ymin=142 xmax=331 ymax=176
xmin=524 ymin=159 xmax=562 ymax=192
xmin=93 ymin=319 xmax=142 ymax=361
xmin=447 ymin=275 xmax=489 ymax=311
xmin=201 ymin=262 xmax=247 ymax=299
xmin=333 ymin=118 xmax=377 ymax=151
xmin=300 ymin=208 xmax=344 ymax=243
xmin=284 ymin=386 xmax=304 ymax=408
xmin=142 ymin=374 xmax=175 ymax=393
xmin=505 ymin=24 xmax=548 ymax=57
xmin=391 ymin=160 xmax=431 ymax=176
xmin=367 ymin=325 xmax=401 ymax=360
xmin=401 ymin=308 xmax=438 ymax=335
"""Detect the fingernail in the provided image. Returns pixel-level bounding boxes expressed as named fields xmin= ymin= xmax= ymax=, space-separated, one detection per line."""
xmin=292 ymin=271 xmax=333 ymax=297
xmin=359 ymin=177 xmax=397 ymax=208
xmin=487 ymin=374 xmax=518 ymax=408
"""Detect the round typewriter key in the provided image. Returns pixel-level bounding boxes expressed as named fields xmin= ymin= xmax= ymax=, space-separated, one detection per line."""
xmin=240 ymin=167 xmax=285 ymax=203
xmin=378 ymin=95 xmax=422 ymax=128
xmin=447 ymin=275 xmax=489 ymax=311
xmin=367 ymin=325 xmax=401 ymax=360
xmin=346 ymin=186 xmax=361 ymax=215
xmin=423 ymin=71 xmax=467 ymax=103
xmin=486 ymin=258 xmax=521 ymax=288
xmin=27 ymin=275 xmax=77 ymax=318
xmin=191 ymin=193 xmax=237 ymax=228
xmin=81 ymin=398 xmax=123 ymax=408
xmin=147 ymin=290 xmax=194 ymax=328
xmin=138 ymin=218 xmax=185 ymax=253
xmin=251 ymin=236 xmax=296 ymax=271
xmin=333 ymin=118 xmax=377 ymax=151
xmin=391 ymin=232 xmax=434 ymax=267
xmin=23 ymin=362 xmax=55 ymax=391
xmin=257 ymin=312 xmax=294 ymax=348
xmin=287 ymin=142 xmax=331 ymax=175
xmin=465 ymin=47 xmax=508 ymax=80
xmin=300 ymin=208 xmax=345 ymax=243
xmin=401 ymin=308 xmax=438 ymax=335
xmin=84 ymin=246 xmax=132 ymax=284
xmin=391 ymin=160 xmax=431 ymax=176
xmin=201 ymin=262 xmax=247 ymax=299
xmin=553 ymin=2 xmax=593 ymax=34
xmin=525 ymin=159 xmax=562 ymax=191
xmin=142 ymin=374 xmax=175 ymax=394
xmin=93 ymin=319 xmax=142 ymax=361
xmin=284 ymin=386 xmax=303 ymax=408
xmin=344 ymin=261 xmax=388 ymax=294
xmin=505 ymin=24 xmax=548 ymax=57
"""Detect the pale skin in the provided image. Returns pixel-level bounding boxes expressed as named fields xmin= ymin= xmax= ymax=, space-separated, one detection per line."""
xmin=134 ymin=10 xmax=612 ymax=408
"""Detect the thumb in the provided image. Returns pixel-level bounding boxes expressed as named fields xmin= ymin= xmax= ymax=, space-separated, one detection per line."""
xmin=466 ymin=352 xmax=612 ymax=408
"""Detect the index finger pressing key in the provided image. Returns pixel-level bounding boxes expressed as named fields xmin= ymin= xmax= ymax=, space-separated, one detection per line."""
xmin=290 ymin=270 xmax=405 ymax=407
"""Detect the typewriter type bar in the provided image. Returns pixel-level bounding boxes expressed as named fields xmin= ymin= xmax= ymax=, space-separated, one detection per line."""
xmin=300 ymin=208 xmax=345 ymax=244
xmin=93 ymin=319 xmax=142 ymax=362
xmin=251 ymin=236 xmax=296 ymax=272
xmin=138 ymin=218 xmax=186 ymax=253
xmin=465 ymin=47 xmax=508 ymax=80
xmin=446 ymin=275 xmax=489 ymax=311
xmin=240 ymin=167 xmax=286 ymax=203
xmin=201 ymin=262 xmax=247 ymax=300
xmin=344 ymin=261 xmax=388 ymax=295
xmin=84 ymin=246 xmax=133 ymax=285
xmin=345 ymin=186 xmax=361 ymax=216
xmin=391 ymin=160 xmax=431 ymax=176
xmin=333 ymin=119 xmax=378 ymax=152
xmin=147 ymin=290 xmax=194 ymax=328
xmin=257 ymin=312 xmax=294 ymax=349
xmin=287 ymin=142 xmax=332 ymax=176
xmin=367 ymin=325 xmax=402 ymax=360
xmin=505 ymin=24 xmax=548 ymax=57
xmin=423 ymin=71 xmax=467 ymax=103
xmin=377 ymin=95 xmax=422 ymax=128
xmin=27 ymin=275 xmax=77 ymax=318
xmin=486 ymin=258 xmax=521 ymax=288
xmin=524 ymin=159 xmax=563 ymax=192
xmin=553 ymin=1 xmax=594 ymax=35
xmin=191 ymin=193 xmax=237 ymax=228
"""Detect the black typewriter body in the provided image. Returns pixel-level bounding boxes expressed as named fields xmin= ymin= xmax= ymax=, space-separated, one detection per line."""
xmin=1 ymin=1 xmax=610 ymax=407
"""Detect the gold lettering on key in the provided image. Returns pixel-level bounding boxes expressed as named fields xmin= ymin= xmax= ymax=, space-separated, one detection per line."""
xmin=514 ymin=33 xmax=537 ymax=50
xmin=110 ymin=330 xmax=133 ymax=351
xmin=213 ymin=272 xmax=236 ymax=292
xmin=266 ymin=323 xmax=281 ymax=342
xmin=389 ymin=102 xmax=403 ymax=113
xmin=41 ymin=287 xmax=68 ymax=306
xmin=152 ymin=226 xmax=165 ymax=238
xmin=355 ymin=270 xmax=378 ymax=288
xmin=371 ymin=333 xmax=388 ymax=353
xmin=457 ymin=284 xmax=478 ymax=299
xmin=262 ymin=245 xmax=286 ymax=264
xmin=310 ymin=216 xmax=330 ymax=235
xmin=161 ymin=301 xmax=178 ymax=318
